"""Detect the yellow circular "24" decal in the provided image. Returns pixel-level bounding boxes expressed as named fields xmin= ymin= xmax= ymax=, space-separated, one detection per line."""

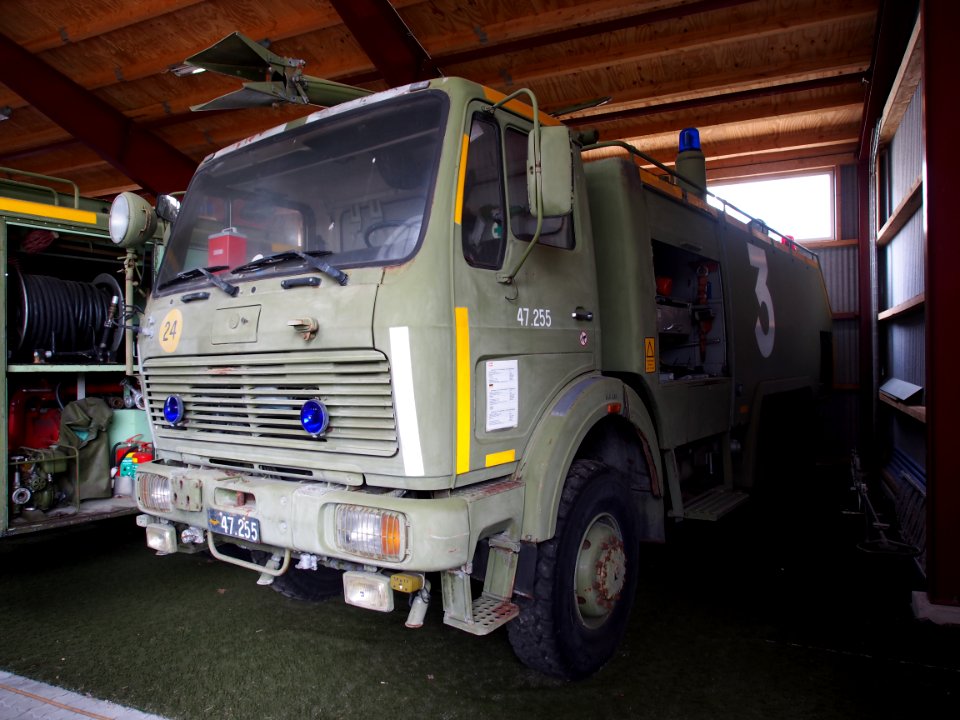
xmin=159 ymin=309 xmax=184 ymax=353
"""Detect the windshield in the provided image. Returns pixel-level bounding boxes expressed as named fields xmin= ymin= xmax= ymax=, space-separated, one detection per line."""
xmin=155 ymin=92 xmax=448 ymax=293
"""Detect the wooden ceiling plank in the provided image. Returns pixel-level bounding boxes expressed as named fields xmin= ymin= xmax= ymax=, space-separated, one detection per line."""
xmin=568 ymin=73 xmax=866 ymax=126
xmin=0 ymin=0 xmax=385 ymax=110
xmin=432 ymin=0 xmax=757 ymax=67
xmin=455 ymin=0 xmax=877 ymax=89
xmin=410 ymin=0 xmax=700 ymax=58
xmin=586 ymin=117 xmax=860 ymax=165
xmin=20 ymin=0 xmax=206 ymax=53
xmin=539 ymin=56 xmax=871 ymax=119
xmin=707 ymin=148 xmax=861 ymax=180
xmin=596 ymin=99 xmax=866 ymax=146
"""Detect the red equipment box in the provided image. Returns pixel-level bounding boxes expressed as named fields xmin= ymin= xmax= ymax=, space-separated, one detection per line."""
xmin=208 ymin=228 xmax=247 ymax=270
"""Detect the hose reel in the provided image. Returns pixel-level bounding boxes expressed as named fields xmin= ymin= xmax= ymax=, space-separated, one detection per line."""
xmin=7 ymin=268 xmax=124 ymax=363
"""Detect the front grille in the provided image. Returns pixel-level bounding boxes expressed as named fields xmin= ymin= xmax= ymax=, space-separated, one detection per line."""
xmin=142 ymin=351 xmax=398 ymax=462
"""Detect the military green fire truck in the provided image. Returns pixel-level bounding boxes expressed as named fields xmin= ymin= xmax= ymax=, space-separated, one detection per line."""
xmin=113 ymin=35 xmax=832 ymax=679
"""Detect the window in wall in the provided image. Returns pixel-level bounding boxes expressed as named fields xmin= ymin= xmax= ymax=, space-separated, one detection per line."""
xmin=461 ymin=114 xmax=506 ymax=269
xmin=707 ymin=171 xmax=835 ymax=242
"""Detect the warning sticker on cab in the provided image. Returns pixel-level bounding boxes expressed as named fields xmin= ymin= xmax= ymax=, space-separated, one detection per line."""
xmin=644 ymin=337 xmax=656 ymax=373
xmin=159 ymin=309 xmax=183 ymax=353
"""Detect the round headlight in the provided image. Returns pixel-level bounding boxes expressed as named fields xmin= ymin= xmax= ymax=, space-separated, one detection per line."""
xmin=109 ymin=191 xmax=157 ymax=249
xmin=109 ymin=193 xmax=130 ymax=242
xmin=163 ymin=395 xmax=185 ymax=425
xmin=300 ymin=399 xmax=330 ymax=436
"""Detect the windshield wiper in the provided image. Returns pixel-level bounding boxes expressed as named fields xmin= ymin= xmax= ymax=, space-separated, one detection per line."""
xmin=157 ymin=265 xmax=239 ymax=297
xmin=230 ymin=250 xmax=349 ymax=286
xmin=229 ymin=251 xmax=307 ymax=274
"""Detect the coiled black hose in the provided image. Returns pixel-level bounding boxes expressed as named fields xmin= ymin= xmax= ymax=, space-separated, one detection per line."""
xmin=9 ymin=272 xmax=116 ymax=358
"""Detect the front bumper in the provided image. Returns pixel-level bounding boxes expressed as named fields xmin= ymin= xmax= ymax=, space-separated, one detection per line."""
xmin=134 ymin=462 xmax=523 ymax=572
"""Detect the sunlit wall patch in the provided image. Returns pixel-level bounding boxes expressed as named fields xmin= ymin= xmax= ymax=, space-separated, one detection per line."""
xmin=163 ymin=394 xmax=186 ymax=426
xmin=300 ymin=398 xmax=330 ymax=437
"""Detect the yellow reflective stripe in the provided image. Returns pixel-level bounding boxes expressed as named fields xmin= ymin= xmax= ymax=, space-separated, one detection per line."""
xmin=0 ymin=198 xmax=98 ymax=225
xmin=481 ymin=87 xmax=562 ymax=126
xmin=455 ymin=306 xmax=471 ymax=474
xmin=485 ymin=449 xmax=516 ymax=468
xmin=454 ymin=133 xmax=469 ymax=225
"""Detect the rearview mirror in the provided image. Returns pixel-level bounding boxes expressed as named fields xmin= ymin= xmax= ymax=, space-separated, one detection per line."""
xmin=156 ymin=194 xmax=181 ymax=223
xmin=527 ymin=125 xmax=573 ymax=218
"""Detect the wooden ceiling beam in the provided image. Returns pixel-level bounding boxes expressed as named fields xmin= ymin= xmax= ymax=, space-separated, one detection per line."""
xmin=340 ymin=0 xmax=757 ymax=85
xmin=0 ymin=31 xmax=196 ymax=195
xmin=707 ymin=146 xmax=860 ymax=180
xmin=59 ymin=168 xmax=143 ymax=198
xmin=328 ymin=0 xmax=437 ymax=86
xmin=594 ymin=122 xmax=860 ymax=166
xmin=565 ymin=73 xmax=866 ymax=126
xmin=596 ymin=100 xmax=865 ymax=148
xmin=546 ymin=55 xmax=870 ymax=121
xmin=0 ymin=0 xmax=420 ymax=110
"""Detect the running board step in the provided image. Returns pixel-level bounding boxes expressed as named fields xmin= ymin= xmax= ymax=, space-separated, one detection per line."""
xmin=682 ymin=487 xmax=749 ymax=520
xmin=443 ymin=594 xmax=519 ymax=636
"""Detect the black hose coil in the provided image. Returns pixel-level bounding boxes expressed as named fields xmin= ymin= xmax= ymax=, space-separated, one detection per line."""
xmin=9 ymin=271 xmax=118 ymax=358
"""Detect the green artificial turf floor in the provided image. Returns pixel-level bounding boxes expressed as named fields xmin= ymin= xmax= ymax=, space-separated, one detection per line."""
xmin=2 ymin=467 xmax=958 ymax=719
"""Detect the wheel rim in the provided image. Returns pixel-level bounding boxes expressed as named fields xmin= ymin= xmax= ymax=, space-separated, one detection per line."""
xmin=574 ymin=512 xmax=626 ymax=629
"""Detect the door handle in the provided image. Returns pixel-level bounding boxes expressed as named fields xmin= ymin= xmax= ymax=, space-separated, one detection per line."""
xmin=572 ymin=307 xmax=594 ymax=321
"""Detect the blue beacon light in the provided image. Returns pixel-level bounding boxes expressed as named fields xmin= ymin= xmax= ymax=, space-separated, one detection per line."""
xmin=678 ymin=127 xmax=701 ymax=153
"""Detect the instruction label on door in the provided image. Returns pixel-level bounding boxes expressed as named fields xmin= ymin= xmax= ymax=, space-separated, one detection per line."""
xmin=486 ymin=359 xmax=519 ymax=431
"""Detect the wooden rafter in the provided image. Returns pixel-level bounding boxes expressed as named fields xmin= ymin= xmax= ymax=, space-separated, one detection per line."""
xmin=0 ymin=30 xmax=197 ymax=194
xmin=329 ymin=0 xmax=437 ymax=87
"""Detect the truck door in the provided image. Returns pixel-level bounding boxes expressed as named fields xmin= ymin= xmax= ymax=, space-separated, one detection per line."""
xmin=452 ymin=106 xmax=598 ymax=480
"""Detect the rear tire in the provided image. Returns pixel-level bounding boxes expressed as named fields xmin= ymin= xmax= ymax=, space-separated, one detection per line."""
xmin=251 ymin=551 xmax=343 ymax=602
xmin=507 ymin=459 xmax=640 ymax=679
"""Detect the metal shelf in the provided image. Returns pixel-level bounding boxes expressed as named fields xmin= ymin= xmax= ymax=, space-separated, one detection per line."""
xmin=6 ymin=363 xmax=136 ymax=373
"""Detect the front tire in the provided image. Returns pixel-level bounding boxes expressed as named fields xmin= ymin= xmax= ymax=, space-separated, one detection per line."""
xmin=507 ymin=459 xmax=640 ymax=679
xmin=251 ymin=551 xmax=343 ymax=602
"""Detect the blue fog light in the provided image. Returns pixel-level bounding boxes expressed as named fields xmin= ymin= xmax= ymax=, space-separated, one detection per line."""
xmin=163 ymin=395 xmax=185 ymax=425
xmin=300 ymin=399 xmax=330 ymax=436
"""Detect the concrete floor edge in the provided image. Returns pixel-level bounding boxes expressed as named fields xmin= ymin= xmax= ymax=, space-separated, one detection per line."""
xmin=0 ymin=670 xmax=169 ymax=720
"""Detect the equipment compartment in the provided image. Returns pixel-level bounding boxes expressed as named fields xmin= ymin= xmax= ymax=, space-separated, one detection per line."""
xmin=2 ymin=169 xmax=154 ymax=536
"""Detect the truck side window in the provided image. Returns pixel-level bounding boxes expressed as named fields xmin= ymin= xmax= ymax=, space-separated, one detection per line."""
xmin=461 ymin=114 xmax=507 ymax=269
xmin=505 ymin=127 xmax=574 ymax=249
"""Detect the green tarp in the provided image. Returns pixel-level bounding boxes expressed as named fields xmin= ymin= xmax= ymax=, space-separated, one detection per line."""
xmin=58 ymin=397 xmax=113 ymax=500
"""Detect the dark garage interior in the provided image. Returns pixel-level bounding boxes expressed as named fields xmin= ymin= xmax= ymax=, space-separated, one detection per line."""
xmin=1 ymin=1 xmax=958 ymax=718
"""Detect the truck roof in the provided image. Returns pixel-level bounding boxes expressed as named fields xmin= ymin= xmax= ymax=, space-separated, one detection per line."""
xmin=200 ymin=77 xmax=559 ymax=168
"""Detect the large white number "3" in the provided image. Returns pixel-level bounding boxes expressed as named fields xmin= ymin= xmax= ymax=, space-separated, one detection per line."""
xmin=747 ymin=244 xmax=775 ymax=358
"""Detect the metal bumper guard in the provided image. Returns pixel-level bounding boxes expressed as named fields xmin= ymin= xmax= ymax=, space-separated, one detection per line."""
xmin=135 ymin=462 xmax=524 ymax=572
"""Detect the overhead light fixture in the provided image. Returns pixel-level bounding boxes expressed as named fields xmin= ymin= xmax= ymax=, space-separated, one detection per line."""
xmin=168 ymin=63 xmax=206 ymax=77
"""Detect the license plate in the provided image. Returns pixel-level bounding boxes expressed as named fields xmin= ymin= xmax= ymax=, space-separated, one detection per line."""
xmin=208 ymin=509 xmax=261 ymax=543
